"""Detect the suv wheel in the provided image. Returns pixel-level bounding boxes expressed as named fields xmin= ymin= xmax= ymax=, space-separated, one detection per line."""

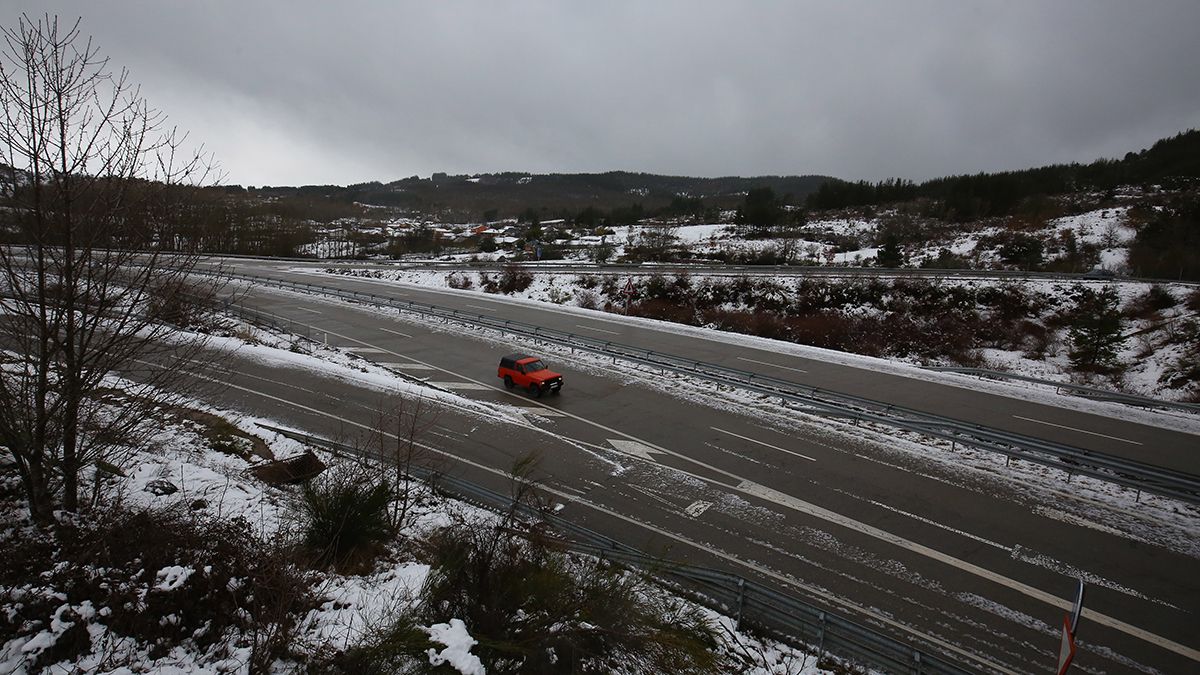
xmin=528 ymin=383 xmax=541 ymax=398
xmin=503 ymin=375 xmax=514 ymax=389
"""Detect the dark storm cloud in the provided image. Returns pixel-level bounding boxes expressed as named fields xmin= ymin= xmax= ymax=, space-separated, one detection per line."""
xmin=10 ymin=1 xmax=1200 ymax=186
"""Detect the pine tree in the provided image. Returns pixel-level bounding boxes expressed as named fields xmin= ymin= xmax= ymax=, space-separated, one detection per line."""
xmin=876 ymin=233 xmax=903 ymax=268
xmin=1067 ymin=286 xmax=1125 ymax=373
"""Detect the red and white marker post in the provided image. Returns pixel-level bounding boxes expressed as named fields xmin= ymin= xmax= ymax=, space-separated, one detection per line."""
xmin=1057 ymin=579 xmax=1086 ymax=675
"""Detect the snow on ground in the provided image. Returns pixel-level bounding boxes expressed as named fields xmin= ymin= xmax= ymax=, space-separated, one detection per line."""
xmin=673 ymin=223 xmax=733 ymax=243
xmin=1046 ymin=206 xmax=1136 ymax=272
xmin=1 ymin=317 xmax=840 ymax=675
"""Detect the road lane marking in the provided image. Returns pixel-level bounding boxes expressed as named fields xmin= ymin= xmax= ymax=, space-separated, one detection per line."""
xmin=608 ymin=439 xmax=666 ymax=461
xmin=381 ymin=362 xmax=435 ymax=370
xmin=575 ymin=324 xmax=620 ymax=335
xmin=296 ymin=306 xmax=322 ymax=314
xmin=380 ymin=327 xmax=413 ymax=338
xmin=711 ymin=427 xmax=816 ymax=462
xmin=428 ymin=382 xmax=491 ymax=391
xmin=343 ymin=346 xmax=385 ymax=353
xmin=466 ymin=304 xmax=497 ymax=312
xmin=509 ymin=407 xmax=566 ymax=418
xmin=737 ymin=356 xmax=807 ymax=374
xmin=226 ymin=316 xmax=1198 ymax=662
xmin=685 ymin=500 xmax=712 ymax=518
xmin=1012 ymin=415 xmax=1143 ymax=445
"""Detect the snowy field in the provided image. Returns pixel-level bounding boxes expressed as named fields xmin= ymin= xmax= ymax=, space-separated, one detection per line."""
xmin=351 ymin=204 xmax=1147 ymax=276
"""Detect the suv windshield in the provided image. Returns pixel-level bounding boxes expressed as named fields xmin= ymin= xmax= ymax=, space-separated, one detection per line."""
xmin=523 ymin=360 xmax=546 ymax=373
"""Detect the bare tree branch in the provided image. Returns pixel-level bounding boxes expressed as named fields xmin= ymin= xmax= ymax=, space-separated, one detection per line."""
xmin=0 ymin=13 xmax=223 ymax=522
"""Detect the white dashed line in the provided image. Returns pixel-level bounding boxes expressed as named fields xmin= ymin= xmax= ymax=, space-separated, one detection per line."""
xmin=575 ymin=324 xmax=620 ymax=335
xmin=1012 ymin=415 xmax=1143 ymax=445
xmin=737 ymin=356 xmax=808 ymax=374
xmin=711 ymin=427 xmax=816 ymax=462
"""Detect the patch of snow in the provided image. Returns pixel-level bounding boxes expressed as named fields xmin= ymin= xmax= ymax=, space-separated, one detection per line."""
xmin=425 ymin=619 xmax=485 ymax=675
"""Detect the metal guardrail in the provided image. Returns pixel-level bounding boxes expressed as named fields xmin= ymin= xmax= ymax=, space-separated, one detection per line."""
xmin=924 ymin=367 xmax=1200 ymax=414
xmin=197 ymin=253 xmax=1200 ymax=288
xmin=258 ymin=423 xmax=979 ymax=675
xmin=210 ymin=270 xmax=1200 ymax=506
xmin=219 ymin=300 xmax=450 ymax=393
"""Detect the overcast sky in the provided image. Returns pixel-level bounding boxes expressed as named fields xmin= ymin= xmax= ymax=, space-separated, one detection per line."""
xmin=9 ymin=2 xmax=1200 ymax=187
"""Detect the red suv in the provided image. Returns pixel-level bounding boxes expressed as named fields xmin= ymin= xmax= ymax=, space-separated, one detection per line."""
xmin=498 ymin=354 xmax=564 ymax=397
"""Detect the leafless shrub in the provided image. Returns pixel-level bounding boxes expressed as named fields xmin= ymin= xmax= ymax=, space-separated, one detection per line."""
xmin=496 ymin=264 xmax=534 ymax=294
xmin=575 ymin=288 xmax=599 ymax=309
xmin=445 ymin=272 xmax=475 ymax=290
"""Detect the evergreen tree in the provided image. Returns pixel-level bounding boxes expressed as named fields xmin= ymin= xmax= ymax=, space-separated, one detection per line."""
xmin=876 ymin=233 xmax=903 ymax=268
xmin=737 ymin=187 xmax=781 ymax=236
xmin=1067 ymin=286 xmax=1125 ymax=373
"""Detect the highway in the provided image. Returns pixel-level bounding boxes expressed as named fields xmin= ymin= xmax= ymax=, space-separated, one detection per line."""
xmin=187 ymin=257 xmax=1200 ymax=674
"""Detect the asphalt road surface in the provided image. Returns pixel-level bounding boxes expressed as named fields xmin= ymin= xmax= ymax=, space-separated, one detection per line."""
xmin=181 ymin=258 xmax=1199 ymax=674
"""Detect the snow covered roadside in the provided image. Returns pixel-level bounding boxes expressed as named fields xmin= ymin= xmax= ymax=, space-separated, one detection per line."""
xmin=0 ymin=319 xmax=840 ymax=675
xmin=306 ymin=266 xmax=1200 ymax=435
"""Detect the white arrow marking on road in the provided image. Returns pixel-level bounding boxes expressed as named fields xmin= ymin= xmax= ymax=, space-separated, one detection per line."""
xmin=608 ymin=439 xmax=665 ymax=461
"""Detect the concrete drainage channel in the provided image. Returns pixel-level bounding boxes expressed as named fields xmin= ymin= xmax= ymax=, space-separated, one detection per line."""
xmin=260 ymin=423 xmax=981 ymax=675
xmin=210 ymin=270 xmax=1200 ymax=506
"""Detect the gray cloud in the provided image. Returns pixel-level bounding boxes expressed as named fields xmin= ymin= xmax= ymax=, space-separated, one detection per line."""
xmin=9 ymin=1 xmax=1200 ymax=186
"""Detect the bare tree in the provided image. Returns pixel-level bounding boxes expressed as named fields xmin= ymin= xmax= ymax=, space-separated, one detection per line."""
xmin=0 ymin=15 xmax=220 ymax=522
xmin=364 ymin=392 xmax=440 ymax=529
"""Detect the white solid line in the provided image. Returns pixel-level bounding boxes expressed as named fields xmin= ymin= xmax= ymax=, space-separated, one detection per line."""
xmin=737 ymin=356 xmax=808 ymax=374
xmin=465 ymin=303 xmax=497 ymax=312
xmin=575 ymin=324 xmax=621 ymax=336
xmin=1012 ymin=415 xmax=1143 ymax=445
xmin=711 ymin=426 xmax=817 ymax=462
xmin=295 ymin=306 xmax=322 ymax=314
xmin=380 ymin=327 xmax=413 ymax=338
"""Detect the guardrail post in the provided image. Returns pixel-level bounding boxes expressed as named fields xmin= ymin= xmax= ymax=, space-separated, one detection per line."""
xmin=816 ymin=611 xmax=826 ymax=654
xmin=735 ymin=577 xmax=745 ymax=630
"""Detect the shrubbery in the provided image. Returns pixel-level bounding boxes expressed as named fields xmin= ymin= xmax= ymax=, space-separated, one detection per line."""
xmin=337 ymin=514 xmax=723 ymax=674
xmin=299 ymin=465 xmax=394 ymax=571
xmin=0 ymin=504 xmax=314 ymax=671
